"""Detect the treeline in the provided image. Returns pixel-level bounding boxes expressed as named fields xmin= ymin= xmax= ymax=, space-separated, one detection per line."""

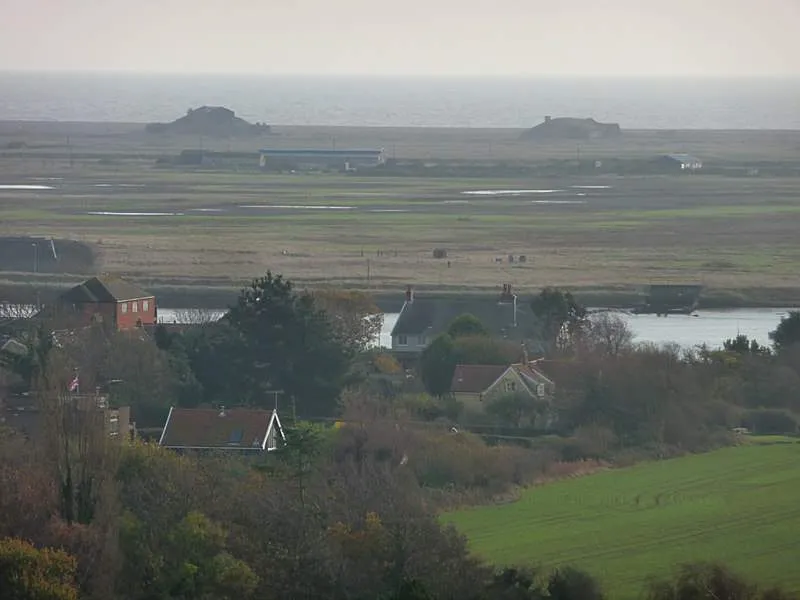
xmin=2 ymin=276 xmax=800 ymax=598
xmin=2 ymin=420 xmax=798 ymax=600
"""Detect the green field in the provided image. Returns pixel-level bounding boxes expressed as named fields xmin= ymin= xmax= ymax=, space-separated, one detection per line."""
xmin=443 ymin=442 xmax=800 ymax=599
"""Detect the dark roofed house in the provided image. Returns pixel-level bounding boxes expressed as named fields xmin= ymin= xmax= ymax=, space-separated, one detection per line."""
xmin=49 ymin=276 xmax=156 ymax=331
xmin=390 ymin=285 xmax=535 ymax=356
xmin=159 ymin=407 xmax=285 ymax=453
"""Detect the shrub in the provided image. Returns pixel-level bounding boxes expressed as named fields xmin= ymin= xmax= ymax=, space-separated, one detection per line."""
xmin=0 ymin=537 xmax=79 ymax=600
xmin=741 ymin=409 xmax=798 ymax=435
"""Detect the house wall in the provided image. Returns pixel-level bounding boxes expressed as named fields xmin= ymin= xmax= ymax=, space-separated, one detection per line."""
xmin=115 ymin=296 xmax=157 ymax=330
xmin=391 ymin=333 xmax=429 ymax=354
xmin=454 ymin=391 xmax=484 ymax=412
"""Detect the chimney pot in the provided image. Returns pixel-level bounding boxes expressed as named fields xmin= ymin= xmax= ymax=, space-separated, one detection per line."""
xmin=405 ymin=285 xmax=414 ymax=303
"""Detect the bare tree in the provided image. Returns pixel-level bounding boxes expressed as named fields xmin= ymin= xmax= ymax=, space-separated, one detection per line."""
xmin=583 ymin=311 xmax=635 ymax=357
xmin=0 ymin=302 xmax=37 ymax=320
xmin=35 ymin=344 xmax=118 ymax=526
xmin=171 ymin=307 xmax=222 ymax=325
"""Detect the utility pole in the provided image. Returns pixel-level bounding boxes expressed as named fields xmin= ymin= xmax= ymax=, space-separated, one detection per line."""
xmin=366 ymin=258 xmax=371 ymax=286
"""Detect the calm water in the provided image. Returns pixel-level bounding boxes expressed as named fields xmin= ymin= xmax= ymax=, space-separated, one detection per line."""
xmin=2 ymin=73 xmax=799 ymax=129
xmin=157 ymin=308 xmax=795 ymax=350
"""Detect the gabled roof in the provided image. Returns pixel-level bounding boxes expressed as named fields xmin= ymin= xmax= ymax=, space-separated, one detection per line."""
xmin=158 ymin=407 xmax=285 ymax=451
xmin=511 ymin=362 xmax=554 ymax=396
xmin=391 ymin=296 xmax=534 ymax=339
xmin=60 ymin=276 xmax=153 ymax=304
xmin=451 ymin=361 xmax=555 ymax=396
xmin=450 ymin=364 xmax=509 ymax=394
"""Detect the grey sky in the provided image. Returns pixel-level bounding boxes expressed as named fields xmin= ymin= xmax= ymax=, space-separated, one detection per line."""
xmin=3 ymin=0 xmax=798 ymax=76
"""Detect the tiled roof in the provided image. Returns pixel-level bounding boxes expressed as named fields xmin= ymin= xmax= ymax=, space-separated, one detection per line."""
xmin=450 ymin=364 xmax=508 ymax=394
xmin=60 ymin=276 xmax=153 ymax=303
xmin=158 ymin=407 xmax=281 ymax=450
xmin=512 ymin=362 xmax=555 ymax=396
xmin=391 ymin=296 xmax=535 ymax=339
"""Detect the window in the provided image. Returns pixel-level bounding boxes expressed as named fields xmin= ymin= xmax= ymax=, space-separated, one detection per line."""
xmin=504 ymin=381 xmax=517 ymax=393
xmin=419 ymin=335 xmax=427 ymax=345
xmin=537 ymin=384 xmax=545 ymax=398
xmin=397 ymin=335 xmax=408 ymax=346
xmin=267 ymin=429 xmax=277 ymax=451
xmin=120 ymin=302 xmax=128 ymax=314
xmin=131 ymin=301 xmax=138 ymax=313
xmin=142 ymin=300 xmax=150 ymax=312
xmin=228 ymin=429 xmax=244 ymax=445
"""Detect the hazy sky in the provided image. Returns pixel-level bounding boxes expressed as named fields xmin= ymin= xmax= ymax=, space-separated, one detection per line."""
xmin=3 ymin=0 xmax=798 ymax=76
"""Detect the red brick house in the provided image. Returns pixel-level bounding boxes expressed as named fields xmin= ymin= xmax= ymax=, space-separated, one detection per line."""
xmin=54 ymin=276 xmax=156 ymax=331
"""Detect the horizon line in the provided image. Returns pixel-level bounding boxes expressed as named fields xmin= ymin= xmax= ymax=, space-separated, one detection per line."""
xmin=2 ymin=69 xmax=799 ymax=80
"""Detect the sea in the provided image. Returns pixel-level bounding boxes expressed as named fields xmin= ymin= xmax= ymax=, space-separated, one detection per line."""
xmin=1 ymin=72 xmax=800 ymax=129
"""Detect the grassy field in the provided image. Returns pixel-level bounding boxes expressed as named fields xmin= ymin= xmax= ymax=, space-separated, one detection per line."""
xmin=442 ymin=441 xmax=800 ymax=599
xmin=1 ymin=123 xmax=800 ymax=303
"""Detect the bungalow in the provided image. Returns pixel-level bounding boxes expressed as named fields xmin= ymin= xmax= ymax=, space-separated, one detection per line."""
xmin=390 ymin=284 xmax=536 ymax=357
xmin=158 ymin=407 xmax=285 ymax=453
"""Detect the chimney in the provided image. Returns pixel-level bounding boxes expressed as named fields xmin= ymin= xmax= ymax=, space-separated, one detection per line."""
xmin=521 ymin=342 xmax=529 ymax=364
xmin=405 ymin=285 xmax=414 ymax=303
xmin=499 ymin=283 xmax=513 ymax=303
xmin=544 ymin=115 xmax=552 ymax=123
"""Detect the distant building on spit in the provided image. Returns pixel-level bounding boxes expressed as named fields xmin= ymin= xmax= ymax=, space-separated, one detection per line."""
xmin=258 ymin=148 xmax=385 ymax=171
xmin=658 ymin=153 xmax=703 ymax=171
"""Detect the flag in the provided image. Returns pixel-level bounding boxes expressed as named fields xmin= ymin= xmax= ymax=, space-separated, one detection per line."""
xmin=68 ymin=374 xmax=79 ymax=393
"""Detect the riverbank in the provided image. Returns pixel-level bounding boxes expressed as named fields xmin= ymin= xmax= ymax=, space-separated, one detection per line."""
xmin=2 ymin=276 xmax=799 ymax=312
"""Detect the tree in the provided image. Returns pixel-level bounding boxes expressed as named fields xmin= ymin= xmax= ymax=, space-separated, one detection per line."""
xmin=483 ymin=567 xmax=545 ymax=600
xmin=226 ymin=272 xmax=352 ymax=417
xmin=769 ymin=311 xmax=800 ymax=353
xmin=119 ymin=510 xmax=258 ymax=600
xmin=583 ymin=312 xmax=634 ymax=357
xmin=723 ymin=334 xmax=770 ymax=356
xmin=419 ymin=334 xmax=457 ymax=397
xmin=647 ymin=563 xmax=762 ymax=600
xmin=101 ymin=332 xmax=197 ymax=427
xmin=420 ymin=333 xmax=521 ymax=397
xmin=548 ymin=567 xmax=604 ymax=600
xmin=485 ymin=392 xmax=541 ymax=428
xmin=530 ymin=288 xmax=587 ymax=355
xmin=311 ymin=289 xmax=383 ymax=353
xmin=0 ymin=537 xmax=79 ymax=600
xmin=447 ymin=314 xmax=489 ymax=339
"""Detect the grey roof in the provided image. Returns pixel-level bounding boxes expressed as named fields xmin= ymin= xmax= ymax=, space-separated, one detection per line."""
xmin=391 ymin=296 xmax=536 ymax=340
xmin=60 ymin=276 xmax=153 ymax=304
